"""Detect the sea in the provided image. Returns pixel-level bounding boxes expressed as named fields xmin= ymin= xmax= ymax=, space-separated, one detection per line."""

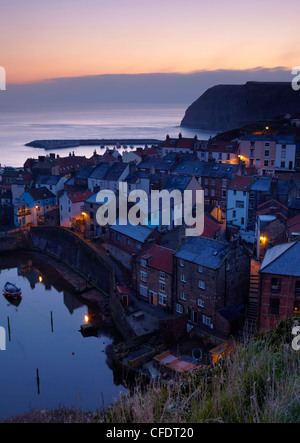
xmin=0 ymin=103 xmax=215 ymax=167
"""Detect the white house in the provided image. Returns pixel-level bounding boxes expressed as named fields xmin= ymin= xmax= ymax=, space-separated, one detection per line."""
xmin=59 ymin=190 xmax=91 ymax=228
xmin=226 ymin=176 xmax=253 ymax=230
xmin=35 ymin=175 xmax=68 ymax=198
xmin=275 ymin=136 xmax=296 ymax=172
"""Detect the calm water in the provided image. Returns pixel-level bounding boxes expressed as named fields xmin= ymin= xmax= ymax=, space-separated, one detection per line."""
xmin=0 ymin=252 xmax=124 ymax=420
xmin=0 ymin=103 xmax=214 ymax=167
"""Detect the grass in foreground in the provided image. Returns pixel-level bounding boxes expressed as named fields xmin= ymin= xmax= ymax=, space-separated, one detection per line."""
xmin=2 ymin=316 xmax=300 ymax=423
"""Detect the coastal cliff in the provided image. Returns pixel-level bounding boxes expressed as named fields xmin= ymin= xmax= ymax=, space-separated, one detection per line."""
xmin=181 ymin=81 xmax=300 ymax=131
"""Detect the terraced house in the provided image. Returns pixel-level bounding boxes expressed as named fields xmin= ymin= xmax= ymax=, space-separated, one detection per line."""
xmin=174 ymin=236 xmax=251 ymax=337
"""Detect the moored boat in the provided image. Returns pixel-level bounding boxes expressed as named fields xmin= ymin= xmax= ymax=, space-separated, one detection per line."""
xmin=3 ymin=282 xmax=22 ymax=297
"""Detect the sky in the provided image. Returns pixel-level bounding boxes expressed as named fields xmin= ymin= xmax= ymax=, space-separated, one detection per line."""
xmin=1 ymin=0 xmax=300 ymax=85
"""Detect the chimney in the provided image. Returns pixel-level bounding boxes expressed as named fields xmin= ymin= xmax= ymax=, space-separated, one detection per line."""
xmin=38 ymin=156 xmax=45 ymax=162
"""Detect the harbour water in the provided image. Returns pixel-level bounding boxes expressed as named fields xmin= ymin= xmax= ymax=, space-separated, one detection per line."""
xmin=0 ymin=252 xmax=125 ymax=420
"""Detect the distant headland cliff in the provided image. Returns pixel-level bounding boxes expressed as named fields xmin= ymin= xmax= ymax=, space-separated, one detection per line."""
xmin=181 ymin=81 xmax=300 ymax=131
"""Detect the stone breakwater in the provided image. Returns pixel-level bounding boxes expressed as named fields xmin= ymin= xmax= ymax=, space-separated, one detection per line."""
xmin=25 ymin=139 xmax=163 ymax=150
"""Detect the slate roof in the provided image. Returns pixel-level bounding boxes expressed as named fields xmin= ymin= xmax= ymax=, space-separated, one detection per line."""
xmin=162 ymin=175 xmax=192 ymax=192
xmin=137 ymin=158 xmax=175 ymax=171
xmin=175 ymin=237 xmax=229 ymax=270
xmin=172 ymin=161 xmax=207 ymax=176
xmin=250 ymin=177 xmax=272 ymax=193
xmin=76 ymin=166 xmax=94 ymax=180
xmin=110 ymin=221 xmax=155 ymax=243
xmin=36 ymin=175 xmax=61 ymax=186
xmin=260 ymin=241 xmax=300 ymax=276
xmin=229 ymin=176 xmax=253 ymax=191
xmin=103 ymin=162 xmax=127 ymax=181
xmin=67 ymin=190 xmax=91 ymax=203
xmin=27 ymin=187 xmax=55 ymax=201
xmin=202 ymin=162 xmax=238 ymax=179
xmin=88 ymin=163 xmax=111 ymax=180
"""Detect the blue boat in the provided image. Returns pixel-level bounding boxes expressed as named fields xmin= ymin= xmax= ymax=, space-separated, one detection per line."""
xmin=3 ymin=282 xmax=22 ymax=297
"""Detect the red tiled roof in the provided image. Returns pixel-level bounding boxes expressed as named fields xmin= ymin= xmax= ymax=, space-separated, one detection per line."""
xmin=202 ymin=215 xmax=221 ymax=238
xmin=67 ymin=190 xmax=91 ymax=203
xmin=117 ymin=285 xmax=130 ymax=295
xmin=257 ymin=199 xmax=288 ymax=211
xmin=287 ymin=214 xmax=300 ymax=228
xmin=162 ymin=136 xmax=195 ymax=149
xmin=141 ymin=244 xmax=173 ymax=274
xmin=229 ymin=175 xmax=253 ymax=191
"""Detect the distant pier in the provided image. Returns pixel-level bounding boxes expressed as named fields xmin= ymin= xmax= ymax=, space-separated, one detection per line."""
xmin=25 ymin=139 xmax=163 ymax=150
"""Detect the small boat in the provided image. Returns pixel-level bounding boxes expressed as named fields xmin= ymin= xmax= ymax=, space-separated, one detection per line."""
xmin=4 ymin=293 xmax=22 ymax=307
xmin=3 ymin=282 xmax=22 ymax=297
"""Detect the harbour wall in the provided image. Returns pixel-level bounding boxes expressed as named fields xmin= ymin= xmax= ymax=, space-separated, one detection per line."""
xmin=29 ymin=227 xmax=114 ymax=297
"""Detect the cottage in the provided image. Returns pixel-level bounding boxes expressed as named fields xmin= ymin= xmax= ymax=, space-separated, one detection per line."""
xmin=258 ymin=241 xmax=300 ymax=330
xmin=135 ymin=244 xmax=173 ymax=311
xmin=174 ymin=236 xmax=250 ymax=337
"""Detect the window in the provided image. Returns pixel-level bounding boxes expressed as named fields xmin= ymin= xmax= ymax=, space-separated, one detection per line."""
xmin=269 ymin=298 xmax=280 ymax=316
xmin=250 ymin=149 xmax=255 ymax=157
xmin=140 ymin=285 xmax=148 ymax=297
xmin=211 ymin=189 xmax=215 ymax=197
xmin=204 ymin=188 xmax=208 ymax=196
xmin=180 ymin=274 xmax=186 ymax=283
xmin=222 ymin=179 xmax=227 ymax=188
xmin=264 ymin=150 xmax=270 ymax=157
xmin=202 ymin=315 xmax=211 ymax=327
xmin=160 ymin=271 xmax=165 ymax=280
xmin=264 ymin=160 xmax=269 ymax=167
xmin=176 ymin=304 xmax=183 ymax=314
xmin=241 ymin=217 xmax=245 ymax=225
xmin=116 ymin=234 xmax=122 ymax=242
xmin=265 ymin=143 xmax=270 ymax=147
xmin=179 ymin=259 xmax=184 ymax=267
xmin=90 ymin=211 xmax=94 ymax=219
xmin=159 ymin=282 xmax=165 ymax=292
xmin=233 ymin=210 xmax=236 ymax=218
xmin=198 ymin=280 xmax=205 ymax=290
xmin=211 ymin=179 xmax=215 ymax=186
xmin=198 ymin=298 xmax=205 ymax=308
xmin=180 ymin=292 xmax=186 ymax=301
xmin=271 ymin=278 xmax=281 ymax=292
xmin=141 ymin=259 xmax=147 ymax=267
xmin=281 ymin=150 xmax=286 ymax=158
xmin=126 ymin=238 xmax=130 ymax=246
xmin=236 ymin=201 xmax=244 ymax=208
xmin=295 ymin=281 xmax=300 ymax=295
xmin=159 ymin=293 xmax=167 ymax=306
xmin=140 ymin=271 xmax=147 ymax=283
xmin=198 ymin=265 xmax=203 ymax=273
xmin=136 ymin=243 xmax=141 ymax=250
xmin=281 ymin=161 xmax=285 ymax=168
xmin=222 ymin=189 xmax=226 ymax=198
xmin=250 ymin=141 xmax=255 ymax=147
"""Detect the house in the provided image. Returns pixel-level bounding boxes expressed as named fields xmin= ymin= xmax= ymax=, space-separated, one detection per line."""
xmin=56 ymin=153 xmax=87 ymax=177
xmin=247 ymin=177 xmax=298 ymax=230
xmin=35 ymin=175 xmax=67 ymax=197
xmin=239 ymin=134 xmax=296 ymax=175
xmin=258 ymin=241 xmax=300 ymax=330
xmin=135 ymin=244 xmax=173 ymax=311
xmin=198 ymin=140 xmax=239 ymax=164
xmin=108 ymin=221 xmax=160 ymax=270
xmin=31 ymin=155 xmax=60 ymax=179
xmin=255 ymin=214 xmax=287 ymax=261
xmin=239 ymin=134 xmax=277 ymax=175
xmin=275 ymin=136 xmax=296 ymax=172
xmin=161 ymin=134 xmax=197 ymax=157
xmin=102 ymin=162 xmax=129 ymax=192
xmin=226 ymin=175 xmax=253 ymax=230
xmin=201 ymin=162 xmax=239 ymax=216
xmin=286 ymin=214 xmax=300 ymax=241
xmin=59 ymin=190 xmax=91 ymax=228
xmin=15 ymin=187 xmax=56 ymax=227
xmin=87 ymin=163 xmax=112 ymax=192
xmin=171 ymin=160 xmax=207 ymax=184
xmin=83 ymin=191 xmax=115 ymax=240
xmin=173 ymin=237 xmax=250 ymax=337
xmin=137 ymin=158 xmax=175 ymax=175
xmin=11 ymin=179 xmax=32 ymax=205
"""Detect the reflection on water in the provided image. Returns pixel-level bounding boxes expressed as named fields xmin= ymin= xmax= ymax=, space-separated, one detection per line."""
xmin=0 ymin=252 xmax=125 ymax=420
